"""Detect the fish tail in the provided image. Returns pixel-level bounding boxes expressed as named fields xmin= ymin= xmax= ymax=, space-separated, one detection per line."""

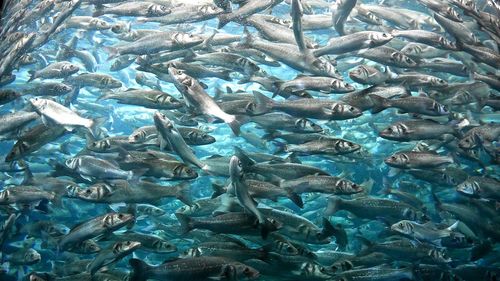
xmin=368 ymin=94 xmax=390 ymax=114
xmin=252 ymin=91 xmax=274 ymax=115
xmin=285 ymin=188 xmax=303 ymax=208
xmin=211 ymin=182 xmax=226 ymax=199
xmin=129 ymin=258 xmax=151 ymax=281
xmin=103 ymin=46 xmax=119 ymax=61
xmin=227 ymin=115 xmax=249 ymax=136
xmin=272 ymin=141 xmax=288 ymax=154
xmin=128 ymin=168 xmax=148 ymax=182
xmin=324 ymin=196 xmax=341 ymax=216
xmin=174 ymin=182 xmax=193 ymax=207
xmin=27 ymin=70 xmax=36 ymax=82
xmin=175 ymin=213 xmax=193 ymax=234
xmin=96 ymin=90 xmax=113 ymax=101
xmin=260 ymin=219 xmax=277 ymax=240
xmin=92 ymin=5 xmax=104 ymax=17
xmin=217 ymin=13 xmax=230 ymax=29
xmin=87 ymin=116 xmax=106 ymax=138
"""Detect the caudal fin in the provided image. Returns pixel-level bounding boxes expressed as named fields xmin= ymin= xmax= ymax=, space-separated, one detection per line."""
xmin=227 ymin=115 xmax=249 ymax=136
xmin=285 ymin=189 xmax=304 ymax=208
xmin=129 ymin=258 xmax=151 ymax=281
xmin=324 ymin=197 xmax=341 ymax=216
xmin=27 ymin=70 xmax=36 ymax=82
xmin=103 ymin=46 xmax=119 ymax=61
xmin=252 ymin=91 xmax=274 ymax=115
xmin=87 ymin=117 xmax=106 ymax=139
xmin=368 ymin=94 xmax=390 ymax=114
xmin=174 ymin=182 xmax=193 ymax=206
xmin=217 ymin=13 xmax=230 ymax=29
xmin=175 ymin=213 xmax=193 ymax=234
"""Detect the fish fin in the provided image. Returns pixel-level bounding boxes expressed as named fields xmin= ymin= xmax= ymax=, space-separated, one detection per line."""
xmin=211 ymin=183 xmax=226 ymax=199
xmin=227 ymin=115 xmax=249 ymax=136
xmin=103 ymin=46 xmax=119 ymax=61
xmin=174 ymin=182 xmax=193 ymax=206
xmin=217 ymin=13 xmax=230 ymax=29
xmin=87 ymin=116 xmax=106 ymax=138
xmin=252 ymin=91 xmax=274 ymax=115
xmin=21 ymin=164 xmax=34 ymax=185
xmin=324 ymin=197 xmax=341 ymax=216
xmin=175 ymin=213 xmax=193 ymax=234
xmin=368 ymin=94 xmax=390 ymax=114
xmin=92 ymin=5 xmax=105 ymax=17
xmin=27 ymin=70 xmax=36 ymax=82
xmin=128 ymin=168 xmax=148 ymax=183
xmin=234 ymin=146 xmax=255 ymax=169
xmin=285 ymin=189 xmax=303 ymax=208
xmin=129 ymin=258 xmax=152 ymax=281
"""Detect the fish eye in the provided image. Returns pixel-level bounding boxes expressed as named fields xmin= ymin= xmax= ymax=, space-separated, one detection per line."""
xmin=118 ymin=214 xmax=124 ymax=219
xmin=244 ymin=267 xmax=250 ymax=273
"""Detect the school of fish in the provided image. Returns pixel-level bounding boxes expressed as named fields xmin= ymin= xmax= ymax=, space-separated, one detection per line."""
xmin=0 ymin=0 xmax=499 ymax=280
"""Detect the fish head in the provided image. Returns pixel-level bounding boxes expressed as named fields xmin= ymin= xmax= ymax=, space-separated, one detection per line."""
xmin=62 ymin=63 xmax=79 ymax=74
xmin=152 ymin=240 xmax=176 ymax=253
xmin=29 ymin=273 xmax=51 ymax=281
xmin=140 ymin=205 xmax=166 ymax=217
xmin=336 ymin=179 xmax=364 ymax=194
xmin=329 ymin=260 xmax=354 ymax=274
xmin=444 ymin=7 xmax=462 ymax=22
xmin=55 ymin=83 xmax=73 ymax=94
xmin=312 ymin=57 xmax=340 ymax=78
xmin=78 ymin=183 xmax=113 ymax=201
xmin=172 ymin=32 xmax=204 ymax=47
xmin=0 ymin=190 xmax=11 ymax=204
xmin=128 ymin=129 xmax=147 ymax=143
xmin=64 ymin=157 xmax=81 ymax=170
xmin=384 ymin=153 xmax=409 ymax=168
xmin=229 ymin=155 xmax=243 ymax=179
xmin=379 ymin=123 xmax=408 ymax=140
xmin=153 ymin=111 xmax=174 ymax=130
xmin=199 ymin=4 xmax=223 ymax=15
xmin=5 ymin=141 xmax=30 ymax=162
xmin=402 ymin=43 xmax=423 ymax=56
xmin=233 ymin=263 xmax=260 ymax=279
xmin=80 ymin=239 xmax=101 ymax=253
xmin=391 ymin=52 xmax=417 ymax=67
xmin=42 ymin=223 xmax=69 ymax=237
xmin=458 ymin=133 xmax=482 ymax=150
xmin=113 ymin=241 xmax=141 ymax=254
xmin=29 ymin=97 xmax=49 ymax=111
xmin=330 ymin=103 xmax=362 ymax=118
xmin=390 ymin=220 xmax=413 ymax=235
xmin=428 ymin=248 xmax=451 ymax=263
xmin=181 ymin=247 xmax=201 ymax=258
xmin=348 ymin=65 xmax=370 ymax=81
xmin=89 ymin=18 xmax=110 ymax=30
xmin=332 ymin=79 xmax=355 ymax=93
xmin=372 ymin=31 xmax=394 ymax=45
xmin=295 ymin=262 xmax=331 ymax=279
xmin=103 ymin=213 xmax=134 ymax=228
xmin=430 ymin=77 xmax=448 ymax=87
xmin=336 ymin=140 xmax=361 ymax=154
xmin=87 ymin=139 xmax=111 ymax=152
xmin=173 ymin=163 xmax=198 ymax=179
xmin=65 ymin=183 xmax=82 ymax=197
xmin=294 ymin=118 xmax=322 ymax=133
xmin=456 ymin=180 xmax=480 ymax=197
xmin=438 ymin=36 xmax=456 ymax=50
xmin=148 ymin=4 xmax=171 ymax=17
xmin=23 ymin=248 xmax=41 ymax=264
xmin=101 ymin=77 xmax=122 ymax=88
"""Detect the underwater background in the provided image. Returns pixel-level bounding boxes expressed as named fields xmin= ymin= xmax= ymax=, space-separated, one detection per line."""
xmin=0 ymin=0 xmax=499 ymax=280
